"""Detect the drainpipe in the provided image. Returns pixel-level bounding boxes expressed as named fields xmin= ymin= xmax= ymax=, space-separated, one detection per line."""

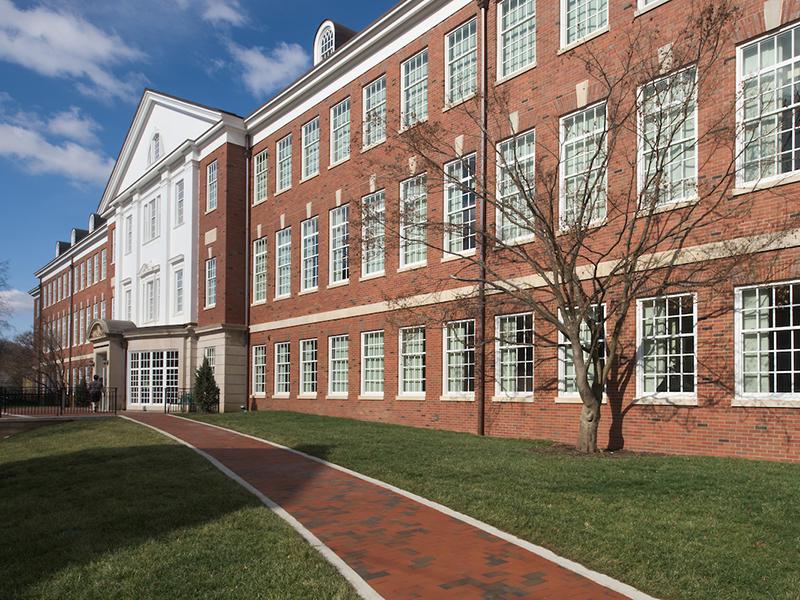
xmin=68 ymin=259 xmax=74 ymax=392
xmin=244 ymin=133 xmax=252 ymax=411
xmin=476 ymin=0 xmax=489 ymax=436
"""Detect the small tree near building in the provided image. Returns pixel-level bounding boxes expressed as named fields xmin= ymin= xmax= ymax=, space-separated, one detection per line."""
xmin=194 ymin=358 xmax=219 ymax=413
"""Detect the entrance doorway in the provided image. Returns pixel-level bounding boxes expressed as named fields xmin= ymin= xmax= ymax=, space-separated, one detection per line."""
xmin=128 ymin=350 xmax=179 ymax=409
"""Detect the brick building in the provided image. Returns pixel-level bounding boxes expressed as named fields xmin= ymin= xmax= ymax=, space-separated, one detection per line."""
xmin=31 ymin=0 xmax=800 ymax=461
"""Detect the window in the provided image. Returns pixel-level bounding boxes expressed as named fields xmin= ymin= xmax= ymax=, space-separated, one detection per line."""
xmin=361 ymin=190 xmax=385 ymax=277
xmin=124 ymin=287 xmax=132 ymax=321
xmin=101 ymin=299 xmax=106 ymax=319
xmin=128 ymin=350 xmax=179 ymax=406
xmin=561 ymin=0 xmax=608 ymax=47
xmin=496 ymin=313 xmax=534 ymax=398
xmin=274 ymin=342 xmax=290 ymax=396
xmin=93 ymin=255 xmax=99 ymax=285
xmin=275 ymin=227 xmax=291 ymax=298
xmin=638 ymin=294 xmax=696 ymax=397
xmin=328 ymin=335 xmax=349 ymax=395
xmin=361 ymin=331 xmax=385 ymax=396
xmin=300 ymin=339 xmax=318 ymax=394
xmin=205 ymin=258 xmax=217 ymax=308
xmin=204 ymin=347 xmax=216 ymax=376
xmin=399 ymin=327 xmax=426 ymax=395
xmin=175 ymin=180 xmax=185 ymax=225
xmin=301 ymin=217 xmax=319 ymax=291
xmin=737 ymin=281 xmax=800 ymax=397
xmin=143 ymin=197 xmax=159 ymax=243
xmin=444 ymin=154 xmax=477 ymax=254
xmin=143 ymin=277 xmax=159 ymax=323
xmin=253 ymin=346 xmax=267 ymax=395
xmin=174 ymin=268 xmax=184 ymax=314
xmin=330 ymin=205 xmax=350 ymax=284
xmin=498 ymin=0 xmax=536 ymax=79
xmin=125 ymin=215 xmax=133 ymax=254
xmin=80 ymin=262 xmax=86 ymax=290
xmin=148 ymin=133 xmax=162 ymax=165
xmin=445 ymin=320 xmax=476 ymax=395
xmin=559 ymin=305 xmax=606 ymax=395
xmin=446 ymin=19 xmax=477 ymax=105
xmin=253 ymin=237 xmax=268 ymax=303
xmin=400 ymin=174 xmax=428 ymax=267
xmin=100 ymin=249 xmax=107 ymax=280
xmin=739 ymin=23 xmax=800 ymax=185
xmin=331 ymin=98 xmax=351 ymax=164
xmin=401 ymin=49 xmax=429 ymax=127
xmin=497 ymin=130 xmax=535 ymax=242
xmin=560 ymin=102 xmax=607 ymax=225
xmin=277 ymin=135 xmax=292 ymax=192
xmin=363 ymin=76 xmax=387 ymax=148
xmin=639 ymin=66 xmax=697 ymax=206
xmin=638 ymin=0 xmax=667 ymax=7
xmin=254 ymin=150 xmax=268 ymax=203
xmin=320 ymin=26 xmax=335 ymax=60
xmin=301 ymin=118 xmax=320 ymax=179
xmin=207 ymin=161 xmax=218 ymax=211
xmin=86 ymin=258 xmax=93 ymax=287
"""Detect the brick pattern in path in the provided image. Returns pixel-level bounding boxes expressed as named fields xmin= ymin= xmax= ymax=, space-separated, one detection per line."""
xmin=126 ymin=412 xmax=633 ymax=600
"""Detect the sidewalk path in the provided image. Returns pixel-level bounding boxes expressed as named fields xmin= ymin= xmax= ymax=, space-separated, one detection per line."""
xmin=125 ymin=412 xmax=649 ymax=600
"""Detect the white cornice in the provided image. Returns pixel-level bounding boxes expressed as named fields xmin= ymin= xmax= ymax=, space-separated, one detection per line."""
xmin=35 ymin=225 xmax=108 ymax=280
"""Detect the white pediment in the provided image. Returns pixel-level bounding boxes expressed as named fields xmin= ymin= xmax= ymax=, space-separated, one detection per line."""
xmin=98 ymin=90 xmax=224 ymax=213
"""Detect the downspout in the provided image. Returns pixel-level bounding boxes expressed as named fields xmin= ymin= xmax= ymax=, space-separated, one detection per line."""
xmin=68 ymin=259 xmax=74 ymax=391
xmin=476 ymin=0 xmax=489 ymax=436
xmin=244 ymin=133 xmax=252 ymax=411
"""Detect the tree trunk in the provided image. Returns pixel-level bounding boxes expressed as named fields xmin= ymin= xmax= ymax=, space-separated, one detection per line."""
xmin=577 ymin=399 xmax=601 ymax=453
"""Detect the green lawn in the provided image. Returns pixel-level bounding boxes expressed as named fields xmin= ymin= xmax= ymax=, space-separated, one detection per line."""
xmin=0 ymin=418 xmax=357 ymax=600
xmin=192 ymin=411 xmax=800 ymax=600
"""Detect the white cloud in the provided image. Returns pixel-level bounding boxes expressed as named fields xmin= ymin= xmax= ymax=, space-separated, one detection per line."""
xmin=202 ymin=0 xmax=247 ymax=27
xmin=0 ymin=0 xmax=145 ymax=102
xmin=0 ymin=122 xmax=113 ymax=185
xmin=228 ymin=42 xmax=310 ymax=98
xmin=47 ymin=107 xmax=102 ymax=145
xmin=0 ymin=289 xmax=33 ymax=313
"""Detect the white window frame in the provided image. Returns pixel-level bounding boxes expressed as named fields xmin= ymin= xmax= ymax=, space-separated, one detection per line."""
xmin=401 ymin=49 xmax=429 ymax=128
xmin=398 ymin=326 xmax=426 ymax=398
xmin=175 ymin=180 xmax=185 ymax=226
xmin=252 ymin=345 xmax=267 ymax=396
xmin=443 ymin=319 xmax=476 ymax=399
xmin=302 ymin=117 xmax=320 ymax=179
xmin=400 ymin=173 xmax=428 ymax=269
xmin=497 ymin=0 xmax=537 ymax=80
xmin=299 ymin=338 xmax=318 ymax=396
xmin=363 ymin=75 xmax=387 ymax=149
xmin=444 ymin=153 xmax=477 ymax=256
xmin=125 ymin=215 xmax=133 ymax=255
xmin=445 ymin=18 xmax=478 ymax=106
xmin=329 ymin=205 xmax=350 ymax=285
xmin=253 ymin=237 xmax=268 ymax=303
xmin=275 ymin=227 xmax=291 ymax=299
xmin=560 ymin=0 xmax=609 ymax=49
xmin=205 ymin=257 xmax=217 ymax=309
xmin=276 ymin=134 xmax=292 ymax=193
xmin=635 ymin=293 xmax=698 ymax=404
xmin=143 ymin=196 xmax=160 ymax=244
xmin=142 ymin=275 xmax=159 ymax=324
xmin=206 ymin=161 xmax=218 ymax=212
xmin=254 ymin=150 xmax=268 ymax=204
xmin=301 ymin=216 xmax=319 ymax=292
xmin=496 ymin=129 xmax=536 ymax=244
xmin=330 ymin=98 xmax=351 ymax=166
xmin=328 ymin=334 xmax=349 ymax=397
xmin=557 ymin=304 xmax=607 ymax=401
xmin=274 ymin=341 xmax=291 ymax=397
xmin=360 ymin=330 xmax=385 ymax=398
xmin=173 ymin=267 xmax=184 ymax=315
xmin=494 ymin=312 xmax=534 ymax=401
xmin=361 ymin=190 xmax=385 ymax=278
xmin=204 ymin=347 xmax=216 ymax=376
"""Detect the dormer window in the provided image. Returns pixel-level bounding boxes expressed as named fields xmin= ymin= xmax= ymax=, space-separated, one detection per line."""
xmin=320 ymin=27 xmax=335 ymax=60
xmin=148 ymin=133 xmax=162 ymax=166
xmin=313 ymin=20 xmax=355 ymax=66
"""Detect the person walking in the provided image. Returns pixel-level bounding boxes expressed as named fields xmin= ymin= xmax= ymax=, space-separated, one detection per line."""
xmin=88 ymin=375 xmax=103 ymax=413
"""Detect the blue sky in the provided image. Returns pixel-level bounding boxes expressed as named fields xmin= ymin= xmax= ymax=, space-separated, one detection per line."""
xmin=0 ymin=0 xmax=396 ymax=336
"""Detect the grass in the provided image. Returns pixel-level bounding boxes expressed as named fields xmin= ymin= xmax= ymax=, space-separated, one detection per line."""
xmin=0 ymin=418 xmax=357 ymax=600
xmin=191 ymin=410 xmax=800 ymax=600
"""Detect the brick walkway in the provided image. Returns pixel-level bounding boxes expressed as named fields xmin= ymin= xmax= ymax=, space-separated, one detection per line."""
xmin=125 ymin=413 xmax=644 ymax=600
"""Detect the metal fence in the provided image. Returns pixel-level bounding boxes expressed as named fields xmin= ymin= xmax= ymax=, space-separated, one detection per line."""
xmin=163 ymin=388 xmax=219 ymax=415
xmin=0 ymin=387 xmax=118 ymax=417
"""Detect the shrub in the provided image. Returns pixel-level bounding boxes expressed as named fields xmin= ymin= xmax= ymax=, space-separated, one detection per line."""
xmin=193 ymin=358 xmax=219 ymax=413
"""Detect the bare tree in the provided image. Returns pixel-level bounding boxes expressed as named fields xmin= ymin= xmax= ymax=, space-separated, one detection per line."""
xmin=0 ymin=261 xmax=9 ymax=333
xmin=358 ymin=1 xmax=792 ymax=452
xmin=22 ymin=327 xmax=70 ymax=392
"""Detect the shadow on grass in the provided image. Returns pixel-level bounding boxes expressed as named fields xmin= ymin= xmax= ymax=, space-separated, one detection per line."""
xmin=0 ymin=440 xmax=332 ymax=598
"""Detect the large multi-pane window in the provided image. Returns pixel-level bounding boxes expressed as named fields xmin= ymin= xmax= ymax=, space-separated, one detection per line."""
xmin=302 ymin=117 xmax=320 ymax=179
xmin=328 ymin=335 xmax=349 ymax=395
xmin=401 ymin=49 xmax=428 ymax=127
xmin=444 ymin=320 xmax=476 ymax=395
xmin=252 ymin=345 xmax=267 ymax=395
xmin=361 ymin=191 xmax=385 ymax=277
xmin=399 ymin=327 xmax=426 ymax=395
xmin=363 ymin=76 xmax=387 ymax=148
xmin=300 ymin=339 xmax=318 ymax=395
xmin=253 ymin=237 xmax=268 ymax=302
xmin=174 ymin=268 xmax=184 ymax=314
xmin=360 ymin=331 xmax=384 ymax=396
xmin=559 ymin=305 xmax=606 ymax=395
xmin=638 ymin=294 xmax=696 ymax=397
xmin=400 ymin=174 xmax=427 ymax=267
xmin=639 ymin=66 xmax=697 ymax=206
xmin=737 ymin=281 xmax=800 ymax=397
xmin=275 ymin=228 xmax=291 ymax=298
xmin=496 ymin=313 xmax=534 ymax=398
xmin=274 ymin=342 xmax=290 ymax=395
xmin=143 ymin=197 xmax=159 ymax=243
xmin=739 ymin=23 xmax=800 ymax=184
xmin=444 ymin=154 xmax=477 ymax=254
xmin=562 ymin=0 xmax=608 ymax=47
xmin=497 ymin=130 xmax=535 ymax=242
xmin=205 ymin=258 xmax=216 ymax=308
xmin=277 ymin=135 xmax=292 ymax=192
xmin=128 ymin=350 xmax=179 ymax=405
xmin=254 ymin=150 xmax=268 ymax=203
xmin=561 ymin=102 xmax=607 ymax=225
xmin=446 ymin=19 xmax=477 ymax=105
xmin=206 ymin=161 xmax=218 ymax=211
xmin=330 ymin=205 xmax=350 ymax=284
xmin=331 ymin=98 xmax=351 ymax=164
xmin=175 ymin=180 xmax=185 ymax=225
xmin=301 ymin=217 xmax=319 ymax=291
xmin=498 ymin=0 xmax=537 ymax=79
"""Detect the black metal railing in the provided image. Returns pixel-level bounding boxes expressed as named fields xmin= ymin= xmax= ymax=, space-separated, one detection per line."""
xmin=163 ymin=388 xmax=219 ymax=415
xmin=0 ymin=387 xmax=118 ymax=417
